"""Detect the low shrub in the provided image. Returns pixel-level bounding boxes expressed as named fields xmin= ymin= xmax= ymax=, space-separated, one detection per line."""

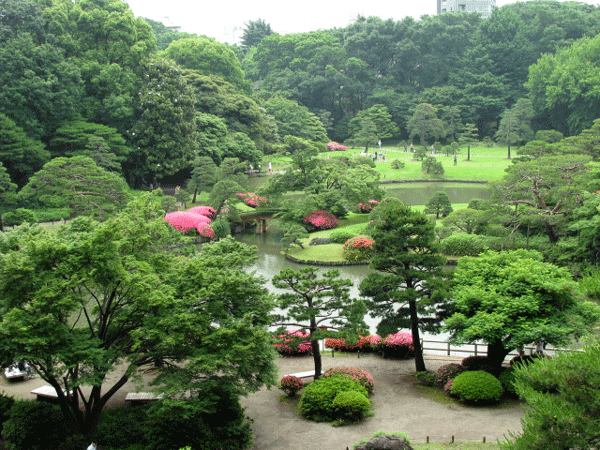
xmin=390 ymin=159 xmax=405 ymax=169
xmin=236 ymin=192 xmax=268 ymax=208
xmin=444 ymin=379 xmax=456 ymax=397
xmin=0 ymin=393 xmax=15 ymax=431
xmin=356 ymin=200 xmax=380 ymax=214
xmin=329 ymin=230 xmax=356 ymax=244
xmin=498 ymin=367 xmax=518 ymax=398
xmin=434 ymin=363 xmax=465 ymax=388
xmin=323 ymin=367 xmax=374 ymax=394
xmin=273 ymin=330 xmax=312 ymax=356
xmin=209 ymin=218 xmax=230 ymax=239
xmin=303 ymin=210 xmax=338 ymax=231
xmin=461 ymin=355 xmax=495 ymax=373
xmin=332 ymin=390 xmax=371 ymax=422
xmin=510 ymin=353 xmax=551 ymax=368
xmin=343 ymin=236 xmax=375 ymax=261
xmin=415 ymin=371 xmax=435 ymax=387
xmin=300 ymin=375 xmax=368 ymax=422
xmin=449 ymin=371 xmax=503 ymax=405
xmin=2 ymin=400 xmax=70 ymax=450
xmin=98 ymin=404 xmax=150 ymax=449
xmin=33 ymin=208 xmax=70 ymax=223
xmin=279 ymin=375 xmax=303 ymax=397
xmin=144 ymin=387 xmax=253 ymax=450
xmin=440 ymin=233 xmax=488 ymax=257
xmin=378 ymin=331 xmax=414 ymax=359
xmin=324 ymin=335 xmax=381 ymax=353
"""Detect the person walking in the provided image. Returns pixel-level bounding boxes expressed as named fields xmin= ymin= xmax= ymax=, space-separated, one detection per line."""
xmin=86 ymin=441 xmax=98 ymax=450
xmin=268 ymin=161 xmax=272 ymax=173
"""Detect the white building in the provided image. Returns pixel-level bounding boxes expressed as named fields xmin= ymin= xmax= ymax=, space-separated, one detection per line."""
xmin=437 ymin=0 xmax=496 ymax=18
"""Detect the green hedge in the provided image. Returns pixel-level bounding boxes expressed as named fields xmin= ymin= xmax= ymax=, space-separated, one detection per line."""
xmin=450 ymin=371 xmax=503 ymax=405
xmin=300 ymin=375 xmax=369 ymax=422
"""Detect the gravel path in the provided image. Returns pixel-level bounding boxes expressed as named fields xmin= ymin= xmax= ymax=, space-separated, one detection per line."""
xmin=241 ymin=354 xmax=524 ymax=450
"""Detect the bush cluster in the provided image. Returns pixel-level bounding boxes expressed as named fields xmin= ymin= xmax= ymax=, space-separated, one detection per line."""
xmin=303 ymin=210 xmax=338 ymax=231
xmin=300 ymin=375 xmax=370 ymax=423
xmin=434 ymin=363 xmax=465 ymax=388
xmin=236 ymin=192 xmax=268 ymax=208
xmin=461 ymin=355 xmax=495 ymax=373
xmin=498 ymin=367 xmax=518 ymax=398
xmin=449 ymin=370 xmax=504 ymax=405
xmin=332 ymin=390 xmax=371 ymax=422
xmin=356 ymin=200 xmax=380 ymax=213
xmin=279 ymin=375 xmax=304 ymax=397
xmin=342 ymin=236 xmax=375 ymax=261
xmin=273 ymin=330 xmax=312 ymax=356
xmin=324 ymin=334 xmax=381 ymax=353
xmin=323 ymin=367 xmax=374 ymax=394
xmin=440 ymin=233 xmax=488 ymax=257
xmin=326 ymin=141 xmax=347 ymax=151
xmin=329 ymin=229 xmax=356 ymax=244
xmin=324 ymin=332 xmax=414 ymax=359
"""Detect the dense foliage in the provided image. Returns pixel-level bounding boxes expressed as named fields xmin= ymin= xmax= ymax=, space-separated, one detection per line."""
xmin=449 ymin=370 xmax=504 ymax=405
xmin=299 ymin=375 xmax=369 ymax=422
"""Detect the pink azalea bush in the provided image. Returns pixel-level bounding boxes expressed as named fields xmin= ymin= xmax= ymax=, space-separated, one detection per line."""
xmin=378 ymin=331 xmax=414 ymax=359
xmin=163 ymin=211 xmax=215 ymax=239
xmin=279 ymin=375 xmax=304 ymax=397
xmin=342 ymin=236 xmax=375 ymax=262
xmin=273 ymin=330 xmax=312 ymax=356
xmin=303 ymin=210 xmax=338 ymax=231
xmin=326 ymin=141 xmax=347 ymax=151
xmin=187 ymin=206 xmax=216 ymax=219
xmin=324 ymin=335 xmax=381 ymax=353
xmin=323 ymin=367 xmax=374 ymax=394
xmin=357 ymin=200 xmax=381 ymax=213
xmin=237 ymin=192 xmax=268 ymax=208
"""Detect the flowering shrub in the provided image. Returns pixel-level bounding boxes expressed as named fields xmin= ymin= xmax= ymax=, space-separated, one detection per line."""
xmin=434 ymin=363 xmax=465 ymax=388
xmin=237 ymin=192 xmax=268 ymax=208
xmin=279 ymin=375 xmax=303 ymax=397
xmin=461 ymin=356 xmax=494 ymax=373
xmin=343 ymin=236 xmax=375 ymax=262
xmin=273 ymin=330 xmax=312 ymax=356
xmin=323 ymin=367 xmax=374 ymax=394
xmin=163 ymin=211 xmax=214 ymax=239
xmin=378 ymin=331 xmax=414 ymax=359
xmin=187 ymin=206 xmax=216 ymax=219
xmin=357 ymin=200 xmax=381 ymax=213
xmin=444 ymin=379 xmax=457 ymax=397
xmin=303 ymin=210 xmax=338 ymax=231
xmin=324 ymin=335 xmax=381 ymax=353
xmin=326 ymin=141 xmax=347 ymax=151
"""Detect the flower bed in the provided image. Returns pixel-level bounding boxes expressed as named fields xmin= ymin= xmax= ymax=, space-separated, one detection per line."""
xmin=342 ymin=236 xmax=375 ymax=262
xmin=326 ymin=141 xmax=347 ymax=151
xmin=303 ymin=210 xmax=338 ymax=231
xmin=237 ymin=192 xmax=268 ymax=208
xmin=273 ymin=330 xmax=312 ymax=356
xmin=323 ymin=367 xmax=374 ymax=394
xmin=379 ymin=331 xmax=414 ymax=359
xmin=325 ymin=335 xmax=381 ymax=353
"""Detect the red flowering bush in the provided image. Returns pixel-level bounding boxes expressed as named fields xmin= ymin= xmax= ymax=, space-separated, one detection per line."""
xmin=377 ymin=331 xmax=414 ymax=359
xmin=273 ymin=330 xmax=312 ymax=356
xmin=303 ymin=210 xmax=338 ymax=231
xmin=326 ymin=141 xmax=347 ymax=151
xmin=324 ymin=335 xmax=381 ymax=353
xmin=279 ymin=375 xmax=304 ymax=397
xmin=163 ymin=211 xmax=214 ymax=239
xmin=357 ymin=200 xmax=381 ymax=213
xmin=434 ymin=363 xmax=465 ymax=388
xmin=237 ymin=192 xmax=268 ymax=208
xmin=323 ymin=367 xmax=374 ymax=394
xmin=343 ymin=236 xmax=375 ymax=262
xmin=187 ymin=206 xmax=216 ymax=219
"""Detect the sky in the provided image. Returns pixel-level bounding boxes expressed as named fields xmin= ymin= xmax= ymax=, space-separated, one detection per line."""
xmin=125 ymin=0 xmax=600 ymax=44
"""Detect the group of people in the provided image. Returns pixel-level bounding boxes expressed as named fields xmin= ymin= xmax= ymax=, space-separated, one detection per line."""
xmin=248 ymin=162 xmax=273 ymax=175
xmin=358 ymin=151 xmax=386 ymax=162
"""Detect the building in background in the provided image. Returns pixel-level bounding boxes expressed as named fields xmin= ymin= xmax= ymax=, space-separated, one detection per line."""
xmin=437 ymin=0 xmax=496 ymax=18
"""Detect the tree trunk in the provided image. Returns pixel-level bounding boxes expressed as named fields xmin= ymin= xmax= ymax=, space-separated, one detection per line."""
xmin=409 ymin=299 xmax=426 ymax=372
xmin=486 ymin=340 xmax=510 ymax=373
xmin=311 ymin=339 xmax=322 ymax=380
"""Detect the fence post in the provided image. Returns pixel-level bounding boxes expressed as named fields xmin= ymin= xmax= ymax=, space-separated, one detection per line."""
xmin=447 ymin=341 xmax=451 ymax=356
xmin=474 ymin=343 xmax=478 ymax=356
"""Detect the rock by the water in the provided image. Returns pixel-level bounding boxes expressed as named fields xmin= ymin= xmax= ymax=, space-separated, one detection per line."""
xmin=308 ymin=237 xmax=332 ymax=246
xmin=355 ymin=434 xmax=414 ymax=450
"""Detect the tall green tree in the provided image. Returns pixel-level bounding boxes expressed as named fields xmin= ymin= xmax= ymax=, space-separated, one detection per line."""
xmin=0 ymin=114 xmax=50 ymax=187
xmin=495 ymin=98 xmax=535 ymax=158
xmin=0 ymin=196 xmax=277 ymax=438
xmin=445 ymin=249 xmax=599 ymax=372
xmin=241 ymin=19 xmax=273 ymax=52
xmin=187 ymin=156 xmax=218 ymax=203
xmin=0 ymin=162 xmax=18 ymax=232
xmin=424 ymin=191 xmax=453 ymax=219
xmin=359 ymin=202 xmax=447 ymax=372
xmin=272 ymin=267 xmax=367 ymax=378
xmin=128 ymin=58 xmax=198 ymax=183
xmin=262 ymin=96 xmax=327 ymax=142
xmin=348 ymin=104 xmax=398 ymax=144
xmin=407 ymin=103 xmax=445 ymax=147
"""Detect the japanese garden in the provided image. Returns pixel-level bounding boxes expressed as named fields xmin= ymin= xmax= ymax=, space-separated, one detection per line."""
xmin=1 ymin=1 xmax=600 ymax=450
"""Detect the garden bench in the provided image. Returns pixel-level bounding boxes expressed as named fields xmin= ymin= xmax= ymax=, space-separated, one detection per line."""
xmin=285 ymin=370 xmax=328 ymax=382
xmin=3 ymin=366 xmax=28 ymax=380
xmin=125 ymin=392 xmax=163 ymax=406
xmin=30 ymin=385 xmax=70 ymax=404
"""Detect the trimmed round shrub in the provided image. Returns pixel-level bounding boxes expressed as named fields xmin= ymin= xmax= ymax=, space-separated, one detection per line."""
xmin=377 ymin=331 xmax=414 ymax=359
xmin=498 ymin=367 xmax=518 ymax=398
xmin=279 ymin=375 xmax=303 ymax=397
xmin=461 ymin=355 xmax=495 ymax=373
xmin=450 ymin=371 xmax=504 ymax=405
xmin=329 ymin=229 xmax=355 ymax=244
xmin=323 ymin=367 xmax=374 ymax=394
xmin=300 ymin=375 xmax=368 ymax=422
xmin=440 ymin=233 xmax=488 ymax=257
xmin=303 ymin=210 xmax=338 ymax=231
xmin=434 ymin=363 xmax=465 ymax=388
xmin=2 ymin=400 xmax=70 ymax=450
xmin=343 ymin=236 xmax=374 ymax=261
xmin=332 ymin=390 xmax=371 ymax=422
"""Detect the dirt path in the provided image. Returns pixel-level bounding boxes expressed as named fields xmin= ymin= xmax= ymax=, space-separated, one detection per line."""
xmin=241 ymin=354 xmax=524 ymax=450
